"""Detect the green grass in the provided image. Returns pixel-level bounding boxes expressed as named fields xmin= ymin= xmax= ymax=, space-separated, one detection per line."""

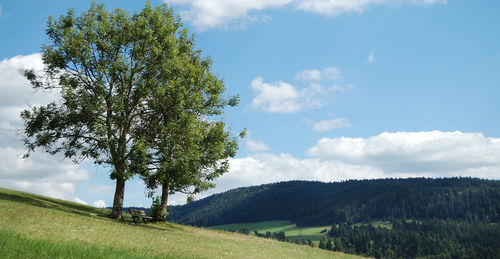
xmin=0 ymin=188 xmax=363 ymax=259
xmin=211 ymin=220 xmax=332 ymax=244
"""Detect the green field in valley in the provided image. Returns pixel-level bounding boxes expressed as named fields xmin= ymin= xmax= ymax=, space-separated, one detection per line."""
xmin=210 ymin=220 xmax=332 ymax=244
xmin=0 ymin=188 xmax=363 ymax=259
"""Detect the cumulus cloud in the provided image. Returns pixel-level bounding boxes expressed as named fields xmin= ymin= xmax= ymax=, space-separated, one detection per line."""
xmin=74 ymin=197 xmax=88 ymax=205
xmin=208 ymin=131 xmax=500 ymax=196
xmin=246 ymin=139 xmax=270 ymax=152
xmin=0 ymin=54 xmax=90 ymax=201
xmin=250 ymin=77 xmax=303 ymax=113
xmin=295 ymin=66 xmax=341 ymax=81
xmin=313 ymin=118 xmax=351 ymax=132
xmin=92 ymin=200 xmax=107 ymax=208
xmin=167 ymin=0 xmax=447 ymax=30
xmin=307 ymin=131 xmax=500 ymax=175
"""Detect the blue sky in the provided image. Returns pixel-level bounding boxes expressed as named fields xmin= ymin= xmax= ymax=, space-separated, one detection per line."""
xmin=0 ymin=0 xmax=499 ymax=208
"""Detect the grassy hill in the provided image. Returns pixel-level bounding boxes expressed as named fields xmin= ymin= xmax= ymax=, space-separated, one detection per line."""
xmin=0 ymin=188 xmax=361 ymax=259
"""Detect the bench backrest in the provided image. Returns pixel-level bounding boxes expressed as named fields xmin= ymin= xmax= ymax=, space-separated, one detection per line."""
xmin=129 ymin=209 xmax=147 ymax=216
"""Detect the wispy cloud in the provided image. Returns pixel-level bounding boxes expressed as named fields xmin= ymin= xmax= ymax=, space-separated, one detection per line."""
xmin=246 ymin=139 xmax=270 ymax=152
xmin=367 ymin=50 xmax=375 ymax=63
xmin=313 ymin=118 xmax=352 ymax=132
xmin=250 ymin=77 xmax=332 ymax=113
xmin=251 ymin=66 xmax=351 ymax=113
xmin=295 ymin=66 xmax=341 ymax=81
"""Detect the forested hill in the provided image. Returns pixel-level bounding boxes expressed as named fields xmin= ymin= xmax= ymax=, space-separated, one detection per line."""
xmin=167 ymin=178 xmax=500 ymax=227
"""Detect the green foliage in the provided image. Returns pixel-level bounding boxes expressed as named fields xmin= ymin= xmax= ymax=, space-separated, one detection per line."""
xmin=150 ymin=196 xmax=165 ymax=222
xmin=326 ymin=240 xmax=333 ymax=251
xmin=319 ymin=239 xmax=326 ymax=249
xmin=21 ymin=0 xmax=242 ymax=219
xmin=329 ymin=220 xmax=500 ymax=258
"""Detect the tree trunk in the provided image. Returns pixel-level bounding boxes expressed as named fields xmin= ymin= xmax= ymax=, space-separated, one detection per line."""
xmin=111 ymin=177 xmax=126 ymax=219
xmin=161 ymin=181 xmax=169 ymax=221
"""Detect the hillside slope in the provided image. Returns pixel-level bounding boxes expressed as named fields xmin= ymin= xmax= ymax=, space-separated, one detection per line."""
xmin=0 ymin=188 xmax=360 ymax=259
xmin=167 ymin=177 xmax=500 ymax=226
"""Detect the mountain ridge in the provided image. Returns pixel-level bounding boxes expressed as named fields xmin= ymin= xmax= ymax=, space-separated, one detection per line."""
xmin=167 ymin=177 xmax=500 ymax=227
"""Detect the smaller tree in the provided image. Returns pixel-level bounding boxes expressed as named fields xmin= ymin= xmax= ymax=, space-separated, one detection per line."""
xmin=319 ymin=239 xmax=326 ymax=249
xmin=307 ymin=239 xmax=314 ymax=247
xmin=326 ymin=239 xmax=333 ymax=250
xmin=150 ymin=196 xmax=164 ymax=222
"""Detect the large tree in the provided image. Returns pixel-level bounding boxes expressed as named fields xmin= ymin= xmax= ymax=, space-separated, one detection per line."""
xmin=21 ymin=2 xmax=239 ymax=219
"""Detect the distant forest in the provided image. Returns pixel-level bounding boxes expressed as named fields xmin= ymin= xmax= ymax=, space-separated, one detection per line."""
xmin=168 ymin=178 xmax=500 ymax=226
xmin=168 ymin=178 xmax=500 ymax=258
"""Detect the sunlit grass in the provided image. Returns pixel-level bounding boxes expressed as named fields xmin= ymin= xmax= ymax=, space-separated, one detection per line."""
xmin=0 ymin=188 xmax=363 ymax=259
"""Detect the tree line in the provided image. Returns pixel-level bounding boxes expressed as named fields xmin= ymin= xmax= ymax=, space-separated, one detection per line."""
xmin=328 ymin=219 xmax=500 ymax=258
xmin=168 ymin=177 xmax=500 ymax=226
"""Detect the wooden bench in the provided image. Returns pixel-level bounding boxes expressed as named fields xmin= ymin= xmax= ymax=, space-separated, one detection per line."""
xmin=129 ymin=209 xmax=153 ymax=224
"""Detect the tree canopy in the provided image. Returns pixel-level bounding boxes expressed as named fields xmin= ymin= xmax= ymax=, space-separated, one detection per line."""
xmin=22 ymin=1 xmax=241 ymax=219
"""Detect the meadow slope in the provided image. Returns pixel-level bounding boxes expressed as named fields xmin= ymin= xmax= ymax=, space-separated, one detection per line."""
xmin=0 ymin=188 xmax=362 ymax=259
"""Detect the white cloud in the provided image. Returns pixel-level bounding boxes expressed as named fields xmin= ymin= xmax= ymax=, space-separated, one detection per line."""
xmin=295 ymin=66 xmax=341 ymax=81
xmin=295 ymin=69 xmax=322 ymax=81
xmin=0 ymin=54 xmax=90 ymax=201
xmin=367 ymin=50 xmax=375 ymax=63
xmin=74 ymin=197 xmax=88 ymax=205
xmin=168 ymin=0 xmax=447 ymax=30
xmin=250 ymin=77 xmax=304 ymax=113
xmin=330 ymin=84 xmax=353 ymax=93
xmin=250 ymin=77 xmax=332 ymax=113
xmin=92 ymin=200 xmax=106 ymax=208
xmin=307 ymin=131 xmax=500 ymax=174
xmin=251 ymin=66 xmax=349 ymax=113
xmin=313 ymin=118 xmax=351 ymax=132
xmin=0 ymin=4 xmax=2 ymax=18
xmin=167 ymin=0 xmax=292 ymax=30
xmin=246 ymin=140 xmax=270 ymax=152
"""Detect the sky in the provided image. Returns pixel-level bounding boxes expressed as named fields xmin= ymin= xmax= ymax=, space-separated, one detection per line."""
xmin=0 ymin=0 xmax=499 ymax=208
